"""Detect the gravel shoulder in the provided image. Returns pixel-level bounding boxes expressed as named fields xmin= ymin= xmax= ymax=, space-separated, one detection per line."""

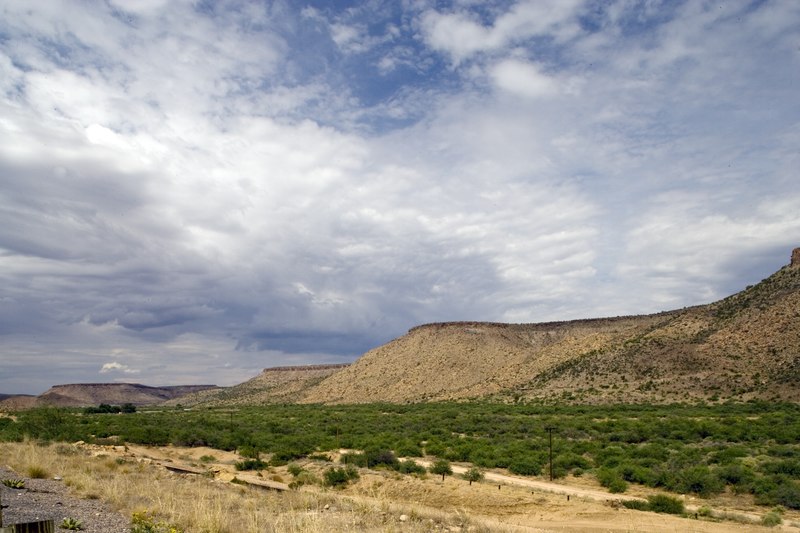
xmin=0 ymin=466 xmax=130 ymax=533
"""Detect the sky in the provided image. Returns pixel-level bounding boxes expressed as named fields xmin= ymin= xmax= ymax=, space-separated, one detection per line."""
xmin=1 ymin=0 xmax=798 ymax=395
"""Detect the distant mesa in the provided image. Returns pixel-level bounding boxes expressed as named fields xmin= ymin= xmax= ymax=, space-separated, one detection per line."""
xmin=0 ymin=383 xmax=219 ymax=410
xmin=162 ymin=363 xmax=352 ymax=408
xmin=261 ymin=363 xmax=350 ymax=373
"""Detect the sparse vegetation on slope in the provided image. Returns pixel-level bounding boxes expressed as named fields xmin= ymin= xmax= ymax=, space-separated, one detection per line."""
xmin=170 ymin=364 xmax=349 ymax=407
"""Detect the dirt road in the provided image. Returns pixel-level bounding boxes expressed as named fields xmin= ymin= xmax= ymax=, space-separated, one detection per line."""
xmin=415 ymin=459 xmax=641 ymax=503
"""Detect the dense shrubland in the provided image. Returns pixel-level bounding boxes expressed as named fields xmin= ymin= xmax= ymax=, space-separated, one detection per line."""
xmin=2 ymin=401 xmax=799 ymax=509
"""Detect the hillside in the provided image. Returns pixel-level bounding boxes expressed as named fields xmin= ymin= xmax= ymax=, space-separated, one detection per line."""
xmin=167 ymin=364 xmax=348 ymax=407
xmin=297 ymin=249 xmax=800 ymax=404
xmin=29 ymin=383 xmax=219 ymax=407
xmin=0 ymin=395 xmax=38 ymax=411
xmin=300 ymin=315 xmax=674 ymax=403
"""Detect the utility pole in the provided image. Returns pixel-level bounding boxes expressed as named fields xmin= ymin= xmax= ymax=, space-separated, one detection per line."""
xmin=544 ymin=426 xmax=555 ymax=481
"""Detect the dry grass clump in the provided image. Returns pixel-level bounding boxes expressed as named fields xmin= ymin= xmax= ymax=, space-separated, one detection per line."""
xmin=25 ymin=464 xmax=50 ymax=479
xmin=0 ymin=441 xmax=506 ymax=532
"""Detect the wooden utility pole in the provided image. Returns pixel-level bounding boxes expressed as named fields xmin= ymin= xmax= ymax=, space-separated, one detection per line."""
xmin=545 ymin=426 xmax=556 ymax=481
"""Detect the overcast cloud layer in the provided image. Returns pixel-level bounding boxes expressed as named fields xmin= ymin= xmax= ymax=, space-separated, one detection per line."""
xmin=1 ymin=0 xmax=798 ymax=394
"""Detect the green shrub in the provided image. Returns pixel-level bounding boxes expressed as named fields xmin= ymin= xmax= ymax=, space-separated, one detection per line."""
xmin=397 ymin=459 xmax=426 ymax=475
xmin=607 ymin=477 xmax=628 ymax=493
xmin=345 ymin=464 xmax=359 ymax=480
xmin=762 ymin=459 xmax=800 ymax=477
xmin=710 ymin=446 xmax=748 ymax=464
xmin=675 ymin=466 xmax=724 ymax=496
xmin=287 ymin=463 xmax=303 ymax=477
xmin=234 ymin=459 xmax=267 ymax=471
xmin=753 ymin=478 xmax=800 ymax=509
xmin=621 ymin=499 xmax=649 ymax=511
xmin=323 ymin=466 xmax=359 ymax=487
xmin=2 ymin=478 xmax=25 ymax=489
xmin=131 ymin=510 xmax=183 ymax=533
xmin=364 ymin=448 xmax=399 ymax=469
xmin=270 ymin=448 xmax=307 ymax=465
xmin=424 ymin=441 xmax=446 ymax=457
xmin=430 ymin=458 xmax=452 ymax=481
xmin=554 ymin=452 xmax=591 ymax=474
xmin=323 ymin=468 xmax=348 ymax=487
xmin=618 ymin=462 xmax=653 ymax=485
xmin=394 ymin=440 xmax=423 ymax=457
xmin=716 ymin=463 xmax=755 ymax=491
xmin=59 ymin=517 xmax=83 ymax=531
xmin=596 ymin=467 xmax=628 ymax=493
xmin=595 ymin=446 xmax=625 ymax=468
xmin=751 ymin=475 xmax=780 ymax=497
xmin=773 ymin=481 xmax=800 ymax=510
xmin=647 ymin=494 xmax=685 ymax=515
xmin=697 ymin=505 xmax=713 ymax=517
xmin=761 ymin=511 xmax=782 ymax=527
xmin=463 ymin=466 xmax=484 ymax=485
xmin=631 ymin=442 xmax=669 ymax=462
xmin=508 ymin=458 xmax=541 ymax=476
xmin=84 ymin=404 xmax=122 ymax=414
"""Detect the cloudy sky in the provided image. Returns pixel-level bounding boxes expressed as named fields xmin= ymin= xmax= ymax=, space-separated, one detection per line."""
xmin=1 ymin=0 xmax=798 ymax=394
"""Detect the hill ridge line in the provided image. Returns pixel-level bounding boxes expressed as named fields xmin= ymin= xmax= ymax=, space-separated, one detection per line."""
xmin=261 ymin=364 xmax=351 ymax=372
xmin=407 ymin=311 xmax=689 ymax=333
xmin=49 ymin=383 xmax=217 ymax=389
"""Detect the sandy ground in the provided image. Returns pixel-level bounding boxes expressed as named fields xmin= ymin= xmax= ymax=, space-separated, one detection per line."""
xmin=99 ymin=445 xmax=799 ymax=532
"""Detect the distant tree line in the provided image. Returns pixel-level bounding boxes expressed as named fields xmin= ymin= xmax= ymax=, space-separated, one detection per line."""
xmin=83 ymin=403 xmax=137 ymax=414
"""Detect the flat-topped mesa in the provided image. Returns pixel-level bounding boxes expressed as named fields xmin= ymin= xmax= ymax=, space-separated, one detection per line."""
xmin=262 ymin=363 xmax=350 ymax=373
xmin=792 ymin=248 xmax=800 ymax=267
xmin=407 ymin=312 xmax=680 ymax=334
